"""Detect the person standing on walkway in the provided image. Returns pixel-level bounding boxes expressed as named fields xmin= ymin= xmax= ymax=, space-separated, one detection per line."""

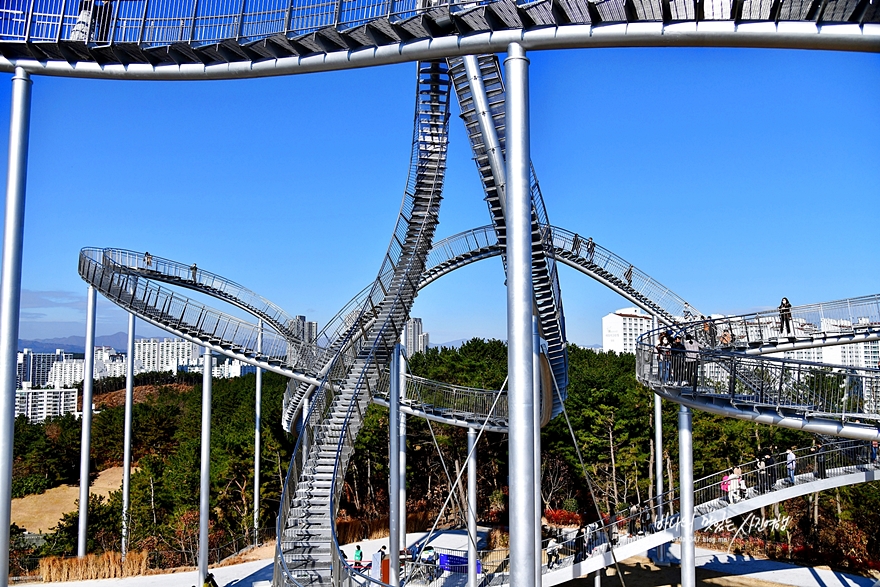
xmin=815 ymin=443 xmax=826 ymax=479
xmin=191 ymin=263 xmax=198 ymax=281
xmin=354 ymin=545 xmax=363 ymax=569
xmin=671 ymin=336 xmax=686 ymax=385
xmin=683 ymin=335 xmax=700 ymax=389
xmin=786 ymin=447 xmax=797 ymax=485
xmin=872 ymin=440 xmax=879 ymax=465
xmin=778 ymin=297 xmax=793 ymax=336
xmin=546 ymin=537 xmax=561 ymax=569
xmin=656 ymin=333 xmax=671 ymax=383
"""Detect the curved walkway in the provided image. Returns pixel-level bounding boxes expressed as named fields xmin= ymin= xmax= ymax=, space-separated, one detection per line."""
xmin=2 ymin=0 xmax=878 ymax=78
xmin=669 ymin=295 xmax=880 ymax=356
xmin=399 ymin=441 xmax=879 ymax=587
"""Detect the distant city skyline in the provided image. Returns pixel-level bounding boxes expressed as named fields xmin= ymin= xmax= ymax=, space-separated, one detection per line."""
xmin=2 ymin=48 xmax=877 ymax=348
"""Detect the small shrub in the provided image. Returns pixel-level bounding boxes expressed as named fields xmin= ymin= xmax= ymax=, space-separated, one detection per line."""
xmin=544 ymin=509 xmax=581 ymax=526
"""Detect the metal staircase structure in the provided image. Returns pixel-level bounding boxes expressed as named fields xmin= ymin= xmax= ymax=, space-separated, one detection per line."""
xmin=80 ymin=222 xmax=699 ymax=435
xmin=273 ymin=59 xmax=451 ymax=586
xmin=1 ymin=0 xmax=878 ymax=78
xmin=448 ymin=54 xmax=568 ymax=424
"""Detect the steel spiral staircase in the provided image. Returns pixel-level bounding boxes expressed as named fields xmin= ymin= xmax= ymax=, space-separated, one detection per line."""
xmin=273 ymin=59 xmax=452 ymax=586
xmin=447 ymin=54 xmax=569 ymax=425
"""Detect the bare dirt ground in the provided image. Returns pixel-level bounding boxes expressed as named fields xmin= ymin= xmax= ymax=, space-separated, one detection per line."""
xmin=12 ymin=466 xmax=125 ymax=533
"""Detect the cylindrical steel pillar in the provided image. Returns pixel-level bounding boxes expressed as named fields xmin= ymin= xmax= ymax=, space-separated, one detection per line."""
xmin=253 ymin=321 xmax=263 ymax=546
xmin=505 ymin=41 xmax=536 ymax=587
xmin=77 ymin=285 xmax=97 ymax=557
xmin=389 ymin=343 xmax=401 ymax=587
xmin=198 ymin=347 xmax=213 ymax=586
xmin=532 ymin=317 xmax=542 ymax=586
xmin=467 ymin=427 xmax=478 ymax=587
xmin=678 ymin=405 xmax=695 ymax=587
xmin=0 ymin=66 xmax=32 ymax=586
xmin=399 ymin=337 xmax=407 ymax=550
xmin=654 ymin=392 xmax=667 ymax=562
xmin=122 ymin=312 xmax=136 ymax=559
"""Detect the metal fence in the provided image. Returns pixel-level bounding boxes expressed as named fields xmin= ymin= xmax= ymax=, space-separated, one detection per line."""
xmin=636 ymin=327 xmax=880 ymax=422
xmin=669 ymin=294 xmax=880 ymax=353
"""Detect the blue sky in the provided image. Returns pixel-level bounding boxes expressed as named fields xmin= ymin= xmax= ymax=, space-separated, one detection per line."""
xmin=1 ymin=46 xmax=878 ymax=346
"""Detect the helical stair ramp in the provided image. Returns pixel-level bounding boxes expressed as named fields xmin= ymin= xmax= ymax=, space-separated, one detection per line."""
xmin=447 ymin=53 xmax=568 ymax=426
xmin=1 ymin=0 xmax=877 ymax=77
xmin=77 ymin=247 xmax=334 ymax=386
xmin=273 ymin=60 xmax=452 ymax=587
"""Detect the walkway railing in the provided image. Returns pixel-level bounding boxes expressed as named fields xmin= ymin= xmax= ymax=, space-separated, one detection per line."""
xmin=417 ymin=440 xmax=878 ymax=585
xmin=669 ymin=294 xmax=880 ymax=353
xmin=374 ymin=372 xmax=509 ymax=431
xmin=636 ymin=338 xmax=880 ymax=422
xmin=80 ymin=248 xmax=294 ymax=361
xmin=98 ymin=248 xmax=302 ymax=341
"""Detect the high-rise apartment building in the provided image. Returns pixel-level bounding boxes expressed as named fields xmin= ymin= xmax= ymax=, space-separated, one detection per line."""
xmin=404 ymin=318 xmax=430 ymax=355
xmin=15 ymin=388 xmax=78 ymax=422
xmin=134 ymin=338 xmax=199 ymax=373
xmin=17 ymin=349 xmax=70 ymax=389
xmin=601 ymin=307 xmax=653 ymax=354
xmin=291 ymin=315 xmax=319 ymax=343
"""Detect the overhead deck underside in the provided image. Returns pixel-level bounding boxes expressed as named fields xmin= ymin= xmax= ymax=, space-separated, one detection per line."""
xmin=1 ymin=0 xmax=879 ymax=80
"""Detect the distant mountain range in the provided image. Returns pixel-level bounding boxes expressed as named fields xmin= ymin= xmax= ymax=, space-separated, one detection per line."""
xmin=19 ymin=332 xmax=133 ymax=354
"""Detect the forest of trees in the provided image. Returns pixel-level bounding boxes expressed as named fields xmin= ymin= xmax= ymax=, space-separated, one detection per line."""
xmin=11 ymin=341 xmax=880 ymax=575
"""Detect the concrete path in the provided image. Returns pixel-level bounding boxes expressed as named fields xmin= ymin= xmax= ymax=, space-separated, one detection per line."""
xmin=30 ymin=535 xmax=879 ymax=587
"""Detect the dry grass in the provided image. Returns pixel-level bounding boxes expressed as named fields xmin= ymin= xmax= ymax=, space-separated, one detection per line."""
xmin=39 ymin=551 xmax=149 ymax=582
xmin=12 ymin=467 xmax=126 ymax=533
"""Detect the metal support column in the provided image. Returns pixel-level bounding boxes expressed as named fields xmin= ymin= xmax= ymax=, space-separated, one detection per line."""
xmin=467 ymin=427 xmax=478 ymax=587
xmin=0 ymin=66 xmax=32 ymax=586
xmin=122 ymin=312 xmax=135 ymax=559
xmin=253 ymin=321 xmax=262 ymax=546
xmin=399 ymin=346 xmax=407 ymax=551
xmin=389 ymin=343 xmax=401 ymax=587
xmin=678 ymin=405 xmax=695 ymax=587
xmin=77 ymin=285 xmax=97 ymax=557
xmin=505 ymin=41 xmax=536 ymax=587
xmin=532 ymin=316 xmax=542 ymax=586
xmin=198 ymin=346 xmax=213 ymax=587
xmin=654 ymin=392 xmax=668 ymax=563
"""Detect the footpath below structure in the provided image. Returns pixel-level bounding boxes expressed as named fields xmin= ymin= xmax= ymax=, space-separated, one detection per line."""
xmin=32 ymin=539 xmax=877 ymax=587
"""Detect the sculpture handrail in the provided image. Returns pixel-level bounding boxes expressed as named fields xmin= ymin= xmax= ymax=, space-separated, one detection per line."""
xmin=422 ymin=440 xmax=878 ymax=583
xmin=276 ymin=59 xmax=451 ymax=587
xmin=421 ymin=225 xmax=696 ymax=325
xmin=97 ymin=247 xmax=303 ymax=341
xmin=667 ymin=294 xmax=880 ymax=355
xmin=373 ymin=372 xmax=510 ymax=432
xmin=635 ymin=330 xmax=880 ymax=430
xmin=78 ymin=247 xmax=302 ymax=365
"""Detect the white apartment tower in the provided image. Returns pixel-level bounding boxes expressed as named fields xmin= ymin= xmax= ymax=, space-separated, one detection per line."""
xmin=404 ymin=317 xmax=430 ymax=356
xmin=602 ymin=307 xmax=653 ymax=354
xmin=134 ymin=338 xmax=199 ymax=373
